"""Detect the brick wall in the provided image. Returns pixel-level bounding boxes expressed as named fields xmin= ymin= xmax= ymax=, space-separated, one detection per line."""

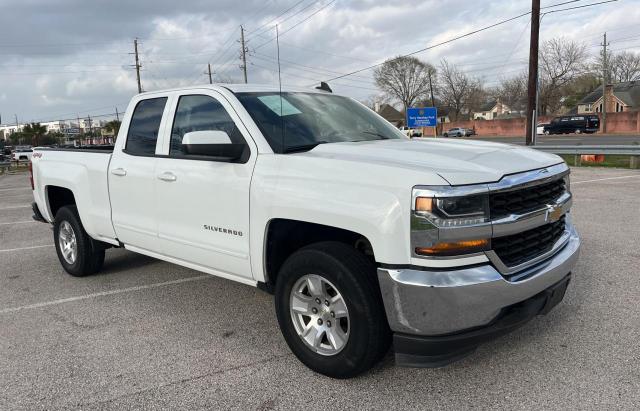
xmin=445 ymin=112 xmax=639 ymax=136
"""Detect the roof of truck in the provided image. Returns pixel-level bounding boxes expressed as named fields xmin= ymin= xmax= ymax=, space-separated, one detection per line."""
xmin=137 ymin=83 xmax=331 ymax=96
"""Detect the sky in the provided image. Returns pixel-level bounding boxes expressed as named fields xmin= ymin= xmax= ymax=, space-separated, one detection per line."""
xmin=1 ymin=0 xmax=639 ymax=124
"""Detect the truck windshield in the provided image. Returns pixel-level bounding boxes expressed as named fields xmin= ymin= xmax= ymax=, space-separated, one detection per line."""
xmin=235 ymin=92 xmax=405 ymax=153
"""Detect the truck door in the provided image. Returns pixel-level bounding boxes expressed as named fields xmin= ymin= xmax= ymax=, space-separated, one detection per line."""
xmin=108 ymin=96 xmax=171 ymax=251
xmin=154 ymin=91 xmax=257 ymax=281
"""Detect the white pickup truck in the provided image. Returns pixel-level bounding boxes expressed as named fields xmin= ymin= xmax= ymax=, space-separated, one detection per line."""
xmin=30 ymin=84 xmax=579 ymax=378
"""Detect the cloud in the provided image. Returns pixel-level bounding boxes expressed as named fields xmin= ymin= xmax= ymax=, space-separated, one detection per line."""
xmin=0 ymin=0 xmax=639 ymax=121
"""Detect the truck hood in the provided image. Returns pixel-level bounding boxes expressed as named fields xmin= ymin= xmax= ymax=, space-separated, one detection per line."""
xmin=298 ymin=138 xmax=563 ymax=185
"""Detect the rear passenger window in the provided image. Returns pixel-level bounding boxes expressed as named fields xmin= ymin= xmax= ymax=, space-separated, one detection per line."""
xmin=170 ymin=95 xmax=244 ymax=156
xmin=125 ymin=97 xmax=167 ymax=156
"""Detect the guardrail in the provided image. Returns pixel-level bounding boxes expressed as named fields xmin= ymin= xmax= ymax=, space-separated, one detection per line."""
xmin=532 ymin=145 xmax=640 ymax=168
xmin=0 ymin=161 xmax=11 ymax=174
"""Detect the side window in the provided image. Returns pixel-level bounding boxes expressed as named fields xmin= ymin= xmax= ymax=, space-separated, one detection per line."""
xmin=125 ymin=97 xmax=167 ymax=156
xmin=170 ymin=95 xmax=245 ymax=156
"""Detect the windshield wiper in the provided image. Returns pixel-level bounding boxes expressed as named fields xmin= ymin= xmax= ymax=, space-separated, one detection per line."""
xmin=282 ymin=141 xmax=329 ymax=153
xmin=359 ymin=131 xmax=390 ymax=140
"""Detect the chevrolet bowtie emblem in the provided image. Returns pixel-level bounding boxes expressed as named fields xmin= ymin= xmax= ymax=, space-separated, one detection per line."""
xmin=545 ymin=204 xmax=563 ymax=222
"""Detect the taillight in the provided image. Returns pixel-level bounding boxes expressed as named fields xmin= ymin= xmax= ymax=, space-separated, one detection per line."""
xmin=28 ymin=161 xmax=34 ymax=190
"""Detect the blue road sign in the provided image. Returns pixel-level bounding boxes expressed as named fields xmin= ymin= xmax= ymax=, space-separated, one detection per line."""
xmin=407 ymin=107 xmax=437 ymax=128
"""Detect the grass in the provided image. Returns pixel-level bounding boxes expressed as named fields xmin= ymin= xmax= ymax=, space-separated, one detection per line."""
xmin=560 ymin=154 xmax=638 ymax=169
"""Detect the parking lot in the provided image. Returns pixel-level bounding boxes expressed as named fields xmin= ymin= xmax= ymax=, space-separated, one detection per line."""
xmin=1 ymin=167 xmax=639 ymax=410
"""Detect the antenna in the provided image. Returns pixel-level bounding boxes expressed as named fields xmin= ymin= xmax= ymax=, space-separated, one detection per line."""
xmin=276 ymin=24 xmax=285 ymax=152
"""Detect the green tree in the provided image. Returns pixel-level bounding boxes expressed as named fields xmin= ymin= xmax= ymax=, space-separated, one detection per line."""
xmin=103 ymin=120 xmax=121 ymax=138
xmin=40 ymin=131 xmax=64 ymax=146
xmin=22 ymin=123 xmax=47 ymax=146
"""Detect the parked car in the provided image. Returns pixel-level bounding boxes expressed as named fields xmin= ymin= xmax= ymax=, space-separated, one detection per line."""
xmin=537 ymin=123 xmax=550 ymax=135
xmin=443 ymin=127 xmax=466 ymax=137
xmin=465 ymin=128 xmax=476 ymax=136
xmin=398 ymin=126 xmax=422 ymax=137
xmin=31 ymin=84 xmax=578 ymax=378
xmin=12 ymin=148 xmax=33 ymax=162
xmin=543 ymin=115 xmax=599 ymax=135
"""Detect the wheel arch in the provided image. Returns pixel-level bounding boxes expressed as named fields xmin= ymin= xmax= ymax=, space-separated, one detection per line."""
xmin=261 ymin=218 xmax=376 ymax=292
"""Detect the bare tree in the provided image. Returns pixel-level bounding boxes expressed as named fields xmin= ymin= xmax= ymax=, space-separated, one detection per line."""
xmin=361 ymin=94 xmax=389 ymax=111
xmin=493 ymin=72 xmax=528 ymax=113
xmin=611 ymin=51 xmax=640 ymax=82
xmin=591 ymin=49 xmax=640 ymax=85
xmin=538 ymin=38 xmax=588 ymax=114
xmin=374 ymin=56 xmax=436 ymax=113
xmin=438 ymin=59 xmax=477 ymax=120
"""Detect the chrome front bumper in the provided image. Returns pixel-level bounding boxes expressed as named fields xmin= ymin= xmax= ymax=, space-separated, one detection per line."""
xmin=378 ymin=221 xmax=580 ymax=336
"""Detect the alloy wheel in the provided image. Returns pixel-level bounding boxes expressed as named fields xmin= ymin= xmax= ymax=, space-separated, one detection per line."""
xmin=289 ymin=274 xmax=350 ymax=356
xmin=58 ymin=221 xmax=78 ymax=264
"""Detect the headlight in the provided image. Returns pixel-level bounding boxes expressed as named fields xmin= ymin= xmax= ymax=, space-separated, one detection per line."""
xmin=414 ymin=194 xmax=489 ymax=227
xmin=563 ymin=174 xmax=571 ymax=193
xmin=411 ymin=192 xmax=491 ymax=257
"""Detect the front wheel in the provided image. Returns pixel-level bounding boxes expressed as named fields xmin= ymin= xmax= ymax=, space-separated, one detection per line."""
xmin=274 ymin=242 xmax=391 ymax=378
xmin=54 ymin=205 xmax=105 ymax=277
xmin=575 ymin=129 xmax=582 ymax=134
xmin=443 ymin=133 xmax=448 ymax=137
xmin=544 ymin=130 xmax=550 ymax=135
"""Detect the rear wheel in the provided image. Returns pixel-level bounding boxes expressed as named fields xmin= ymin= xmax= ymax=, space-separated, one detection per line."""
xmin=575 ymin=129 xmax=582 ymax=134
xmin=274 ymin=241 xmax=391 ymax=378
xmin=54 ymin=205 xmax=105 ymax=277
xmin=544 ymin=130 xmax=550 ymax=135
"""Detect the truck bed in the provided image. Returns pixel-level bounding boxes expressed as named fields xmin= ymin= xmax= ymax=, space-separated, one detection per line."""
xmin=31 ymin=146 xmax=117 ymax=245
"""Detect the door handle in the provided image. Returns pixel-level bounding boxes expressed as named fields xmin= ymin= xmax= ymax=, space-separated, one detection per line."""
xmin=111 ymin=168 xmax=127 ymax=177
xmin=158 ymin=172 xmax=177 ymax=182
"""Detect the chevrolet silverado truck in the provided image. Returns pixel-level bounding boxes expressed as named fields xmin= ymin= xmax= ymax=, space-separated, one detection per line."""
xmin=30 ymin=84 xmax=579 ymax=378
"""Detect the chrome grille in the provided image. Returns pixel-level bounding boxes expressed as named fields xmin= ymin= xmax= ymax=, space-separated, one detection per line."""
xmin=492 ymin=216 xmax=566 ymax=268
xmin=489 ymin=179 xmax=566 ymax=219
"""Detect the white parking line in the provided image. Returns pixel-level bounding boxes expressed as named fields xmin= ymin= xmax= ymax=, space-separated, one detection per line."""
xmin=0 ymin=187 xmax=31 ymax=192
xmin=0 ymin=205 xmax=31 ymax=210
xmin=0 ymin=221 xmax=37 ymax=226
xmin=0 ymin=244 xmax=53 ymax=253
xmin=572 ymin=174 xmax=640 ymax=185
xmin=0 ymin=275 xmax=211 ymax=315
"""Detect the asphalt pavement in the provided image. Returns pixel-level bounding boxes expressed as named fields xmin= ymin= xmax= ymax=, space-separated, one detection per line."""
xmin=1 ymin=168 xmax=639 ymax=410
xmin=463 ymin=133 xmax=640 ymax=146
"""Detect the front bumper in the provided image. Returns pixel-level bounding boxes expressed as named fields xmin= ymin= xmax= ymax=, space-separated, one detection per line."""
xmin=377 ymin=222 xmax=580 ymax=366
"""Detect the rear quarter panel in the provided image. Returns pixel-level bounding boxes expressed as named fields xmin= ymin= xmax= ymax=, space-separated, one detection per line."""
xmin=32 ymin=150 xmax=117 ymax=244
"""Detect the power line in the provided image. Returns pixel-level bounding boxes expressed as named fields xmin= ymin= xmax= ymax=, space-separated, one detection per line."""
xmin=252 ymin=0 xmax=337 ymax=51
xmin=319 ymin=0 xmax=615 ymax=83
xmin=246 ymin=0 xmax=308 ymax=36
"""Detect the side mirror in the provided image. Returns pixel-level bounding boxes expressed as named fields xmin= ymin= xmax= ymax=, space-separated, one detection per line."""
xmin=181 ymin=130 xmax=245 ymax=161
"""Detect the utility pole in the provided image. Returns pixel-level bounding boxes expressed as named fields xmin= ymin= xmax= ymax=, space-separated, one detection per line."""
xmin=240 ymin=25 xmax=248 ymax=83
xmin=525 ymin=0 xmax=540 ymax=146
xmin=115 ymin=107 xmax=120 ymax=122
xmin=601 ymin=32 xmax=609 ymax=133
xmin=428 ymin=71 xmax=437 ymax=137
xmin=206 ymin=63 xmax=213 ymax=84
xmin=133 ymin=38 xmax=143 ymax=93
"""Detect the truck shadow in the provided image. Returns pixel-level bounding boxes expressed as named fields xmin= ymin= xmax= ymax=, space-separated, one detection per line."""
xmin=98 ymin=250 xmax=158 ymax=275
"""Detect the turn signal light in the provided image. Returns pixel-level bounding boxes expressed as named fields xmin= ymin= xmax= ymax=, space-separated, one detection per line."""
xmin=415 ymin=239 xmax=489 ymax=256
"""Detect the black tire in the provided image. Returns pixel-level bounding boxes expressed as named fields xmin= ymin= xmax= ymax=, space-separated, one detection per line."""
xmin=443 ymin=133 xmax=448 ymax=137
xmin=274 ymin=241 xmax=391 ymax=378
xmin=53 ymin=205 xmax=105 ymax=277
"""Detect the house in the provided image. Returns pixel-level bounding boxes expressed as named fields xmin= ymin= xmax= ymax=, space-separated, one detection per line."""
xmin=577 ymin=81 xmax=640 ymax=114
xmin=473 ymin=99 xmax=513 ymax=120
xmin=375 ymin=103 xmax=404 ymax=126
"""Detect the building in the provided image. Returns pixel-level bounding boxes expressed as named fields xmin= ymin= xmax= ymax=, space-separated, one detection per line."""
xmin=0 ymin=124 xmax=23 ymax=141
xmin=473 ymin=99 xmax=513 ymax=120
xmin=375 ymin=103 xmax=405 ymax=126
xmin=577 ymin=81 xmax=640 ymax=114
